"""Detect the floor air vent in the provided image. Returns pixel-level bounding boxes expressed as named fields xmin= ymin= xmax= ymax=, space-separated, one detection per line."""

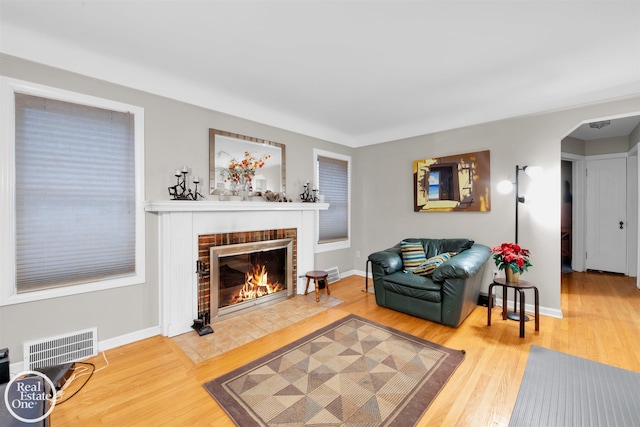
xmin=24 ymin=327 xmax=98 ymax=370
xmin=326 ymin=267 xmax=341 ymax=284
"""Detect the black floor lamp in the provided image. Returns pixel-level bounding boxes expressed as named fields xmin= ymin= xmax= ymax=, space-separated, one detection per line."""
xmin=499 ymin=164 xmax=542 ymax=244
xmin=499 ymin=164 xmax=541 ymax=320
xmin=515 ymin=165 xmax=527 ymax=244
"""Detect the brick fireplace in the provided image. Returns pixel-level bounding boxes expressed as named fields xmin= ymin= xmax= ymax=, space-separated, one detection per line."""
xmin=145 ymin=200 xmax=328 ymax=337
xmin=197 ymin=228 xmax=297 ymax=321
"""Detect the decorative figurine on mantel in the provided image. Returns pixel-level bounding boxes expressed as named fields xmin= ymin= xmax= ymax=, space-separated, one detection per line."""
xmin=168 ymin=166 xmax=205 ymax=200
xmin=300 ymin=181 xmax=319 ymax=203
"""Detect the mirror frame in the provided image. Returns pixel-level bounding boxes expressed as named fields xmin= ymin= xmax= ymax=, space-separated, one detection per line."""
xmin=209 ymin=128 xmax=286 ymax=196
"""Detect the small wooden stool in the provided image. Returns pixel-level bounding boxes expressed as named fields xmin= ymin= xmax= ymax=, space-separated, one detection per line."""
xmin=304 ymin=270 xmax=330 ymax=302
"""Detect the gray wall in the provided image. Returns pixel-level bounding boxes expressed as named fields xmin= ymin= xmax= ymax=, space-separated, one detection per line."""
xmin=562 ymin=133 xmax=638 ymax=156
xmin=0 ymin=54 xmax=353 ymax=363
xmin=561 ymin=136 xmax=586 ymax=156
xmin=2 ymin=53 xmax=639 ymax=364
xmin=631 ymin=122 xmax=640 ymax=149
xmin=353 ymin=97 xmax=640 ymax=315
xmin=586 ymin=136 xmax=631 ymax=156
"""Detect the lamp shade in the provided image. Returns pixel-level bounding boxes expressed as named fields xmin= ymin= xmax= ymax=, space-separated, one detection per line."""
xmin=524 ymin=166 xmax=543 ymax=178
xmin=497 ymin=180 xmax=514 ymax=194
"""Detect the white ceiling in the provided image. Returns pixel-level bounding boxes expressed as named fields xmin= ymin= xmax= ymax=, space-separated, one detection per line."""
xmin=1 ymin=0 xmax=639 ymax=147
xmin=569 ymin=115 xmax=640 ymax=140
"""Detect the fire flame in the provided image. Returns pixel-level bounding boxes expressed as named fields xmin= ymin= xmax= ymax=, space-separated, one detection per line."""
xmin=235 ymin=264 xmax=284 ymax=302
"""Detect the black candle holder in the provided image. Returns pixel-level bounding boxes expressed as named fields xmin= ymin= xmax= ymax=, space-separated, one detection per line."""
xmin=168 ymin=167 xmax=204 ymax=200
xmin=300 ymin=182 xmax=318 ymax=203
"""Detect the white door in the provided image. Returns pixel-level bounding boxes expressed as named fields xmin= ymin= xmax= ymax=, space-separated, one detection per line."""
xmin=585 ymin=157 xmax=627 ymax=273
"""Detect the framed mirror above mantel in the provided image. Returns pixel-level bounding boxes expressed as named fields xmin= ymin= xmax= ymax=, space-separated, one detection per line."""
xmin=209 ymin=129 xmax=286 ymax=196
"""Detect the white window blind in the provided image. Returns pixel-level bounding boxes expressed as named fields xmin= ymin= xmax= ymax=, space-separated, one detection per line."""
xmin=14 ymin=93 xmax=136 ymax=293
xmin=318 ymin=155 xmax=349 ymax=243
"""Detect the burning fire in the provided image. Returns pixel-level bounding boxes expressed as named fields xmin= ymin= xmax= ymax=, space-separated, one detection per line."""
xmin=235 ymin=264 xmax=284 ymax=302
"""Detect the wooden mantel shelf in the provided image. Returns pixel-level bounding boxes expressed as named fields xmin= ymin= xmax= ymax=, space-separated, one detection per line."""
xmin=144 ymin=200 xmax=329 ymax=212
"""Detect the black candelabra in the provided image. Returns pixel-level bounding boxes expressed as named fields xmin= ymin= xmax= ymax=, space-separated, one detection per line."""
xmin=300 ymin=181 xmax=318 ymax=203
xmin=168 ymin=166 xmax=204 ymax=200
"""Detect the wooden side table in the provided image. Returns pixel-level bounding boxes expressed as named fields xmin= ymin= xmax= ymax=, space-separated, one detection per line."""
xmin=488 ymin=277 xmax=539 ymax=338
xmin=304 ymin=270 xmax=330 ymax=302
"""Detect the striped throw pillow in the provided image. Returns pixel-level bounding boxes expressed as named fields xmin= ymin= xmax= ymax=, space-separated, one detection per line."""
xmin=412 ymin=253 xmax=453 ymax=276
xmin=400 ymin=241 xmax=427 ymax=271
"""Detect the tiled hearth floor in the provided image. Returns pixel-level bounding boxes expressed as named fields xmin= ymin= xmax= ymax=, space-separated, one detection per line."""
xmin=171 ymin=292 xmax=343 ymax=364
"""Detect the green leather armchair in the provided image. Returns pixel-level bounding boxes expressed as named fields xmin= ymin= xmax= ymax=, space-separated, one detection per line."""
xmin=368 ymin=238 xmax=490 ymax=327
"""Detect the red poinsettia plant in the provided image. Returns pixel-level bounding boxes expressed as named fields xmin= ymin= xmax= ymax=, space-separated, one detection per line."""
xmin=491 ymin=242 xmax=532 ymax=274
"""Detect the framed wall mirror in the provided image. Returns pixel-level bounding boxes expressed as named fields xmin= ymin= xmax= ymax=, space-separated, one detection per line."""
xmin=209 ymin=129 xmax=286 ymax=195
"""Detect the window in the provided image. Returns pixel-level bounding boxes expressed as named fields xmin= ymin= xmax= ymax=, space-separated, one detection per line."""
xmin=314 ymin=149 xmax=350 ymax=252
xmin=0 ymin=78 xmax=145 ymax=305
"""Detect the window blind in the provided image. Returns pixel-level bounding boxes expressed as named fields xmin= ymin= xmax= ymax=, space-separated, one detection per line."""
xmin=318 ymin=155 xmax=348 ymax=243
xmin=14 ymin=93 xmax=136 ymax=293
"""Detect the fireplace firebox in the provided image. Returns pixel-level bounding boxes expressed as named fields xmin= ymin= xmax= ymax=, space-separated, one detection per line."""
xmin=209 ymin=238 xmax=293 ymax=318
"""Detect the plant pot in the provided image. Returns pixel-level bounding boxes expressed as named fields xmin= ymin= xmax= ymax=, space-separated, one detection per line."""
xmin=506 ymin=269 xmax=520 ymax=283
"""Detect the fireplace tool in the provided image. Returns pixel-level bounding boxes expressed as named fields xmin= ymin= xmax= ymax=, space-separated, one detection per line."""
xmin=192 ymin=260 xmax=214 ymax=336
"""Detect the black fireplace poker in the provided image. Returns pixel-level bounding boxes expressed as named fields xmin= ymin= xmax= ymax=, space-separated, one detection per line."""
xmin=193 ymin=260 xmax=213 ymax=336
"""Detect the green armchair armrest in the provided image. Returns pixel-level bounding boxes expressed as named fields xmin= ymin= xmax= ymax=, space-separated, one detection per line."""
xmin=367 ymin=247 xmax=403 ymax=275
xmin=432 ymin=244 xmax=491 ymax=281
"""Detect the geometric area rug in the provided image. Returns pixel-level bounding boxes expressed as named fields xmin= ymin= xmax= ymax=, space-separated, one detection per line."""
xmin=509 ymin=345 xmax=640 ymax=427
xmin=203 ymin=314 xmax=465 ymax=426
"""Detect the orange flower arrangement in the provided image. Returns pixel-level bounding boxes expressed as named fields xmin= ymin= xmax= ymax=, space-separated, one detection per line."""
xmin=222 ymin=151 xmax=270 ymax=187
xmin=491 ymin=242 xmax=532 ymax=274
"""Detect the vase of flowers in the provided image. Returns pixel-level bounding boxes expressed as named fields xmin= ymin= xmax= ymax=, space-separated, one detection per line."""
xmin=219 ymin=151 xmax=270 ymax=200
xmin=491 ymin=242 xmax=532 ymax=283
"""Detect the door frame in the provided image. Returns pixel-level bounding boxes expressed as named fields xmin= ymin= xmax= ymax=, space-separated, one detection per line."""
xmin=561 ymin=152 xmax=586 ymax=272
xmin=628 ymin=145 xmax=639 ymax=280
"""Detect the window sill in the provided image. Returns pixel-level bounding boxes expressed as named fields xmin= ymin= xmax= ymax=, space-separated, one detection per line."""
xmin=0 ymin=274 xmax=145 ymax=306
xmin=315 ymin=239 xmax=350 ymax=253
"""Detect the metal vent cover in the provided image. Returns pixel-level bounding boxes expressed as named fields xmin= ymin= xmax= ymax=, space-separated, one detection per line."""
xmin=23 ymin=327 xmax=98 ymax=370
xmin=325 ymin=267 xmax=341 ymax=284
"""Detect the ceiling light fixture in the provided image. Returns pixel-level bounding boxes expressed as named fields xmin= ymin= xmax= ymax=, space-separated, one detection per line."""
xmin=589 ymin=120 xmax=611 ymax=130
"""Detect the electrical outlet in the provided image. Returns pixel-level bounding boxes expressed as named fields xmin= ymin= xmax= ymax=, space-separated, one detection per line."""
xmin=355 ymin=250 xmax=361 ymax=258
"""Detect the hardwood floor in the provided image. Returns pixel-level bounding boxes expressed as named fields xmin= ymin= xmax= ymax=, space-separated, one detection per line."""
xmin=51 ymin=272 xmax=640 ymax=426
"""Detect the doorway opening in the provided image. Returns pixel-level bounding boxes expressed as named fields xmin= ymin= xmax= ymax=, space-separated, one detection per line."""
xmin=561 ymin=113 xmax=640 ymax=284
xmin=561 ymin=160 xmax=572 ymax=274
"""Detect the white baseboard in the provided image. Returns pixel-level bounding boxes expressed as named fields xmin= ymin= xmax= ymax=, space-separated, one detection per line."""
xmin=339 ymin=269 xmax=361 ymax=278
xmin=98 ymin=326 xmax=162 ymax=352
xmin=10 ymin=325 xmax=162 ymax=375
xmin=492 ymin=297 xmax=563 ymax=319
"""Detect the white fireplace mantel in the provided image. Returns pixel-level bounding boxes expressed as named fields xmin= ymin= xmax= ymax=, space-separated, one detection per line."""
xmin=145 ymin=200 xmax=329 ymax=337
xmin=145 ymin=200 xmax=329 ymax=212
